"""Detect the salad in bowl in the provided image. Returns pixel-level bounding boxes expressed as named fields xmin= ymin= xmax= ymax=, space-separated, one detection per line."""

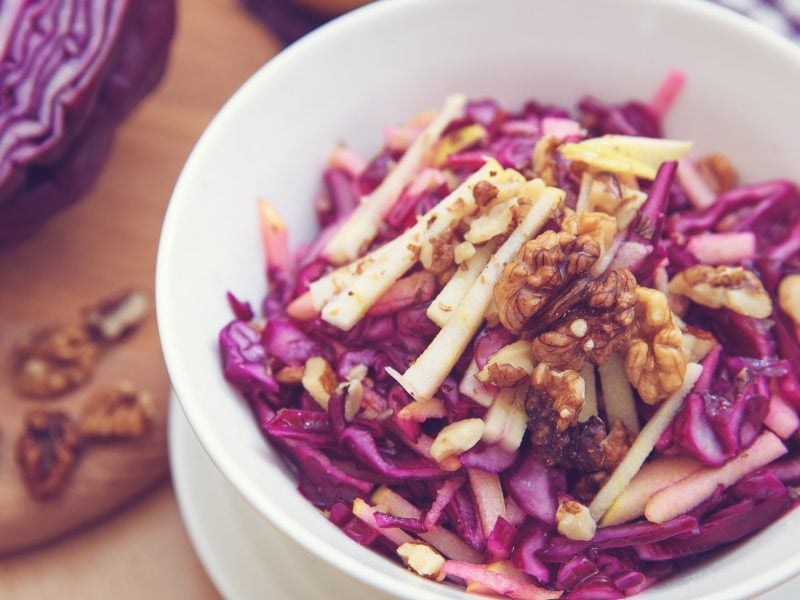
xmin=217 ymin=75 xmax=800 ymax=598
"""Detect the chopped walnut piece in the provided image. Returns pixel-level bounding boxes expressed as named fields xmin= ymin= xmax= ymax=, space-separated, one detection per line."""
xmin=472 ymin=180 xmax=499 ymax=206
xmin=17 ymin=410 xmax=81 ymax=499
xmin=556 ymin=500 xmax=596 ymax=541
xmin=14 ymin=325 xmax=99 ymax=397
xmin=82 ymin=289 xmax=148 ymax=342
xmin=779 ymin=274 xmax=800 ymax=326
xmin=480 ymin=362 xmax=529 ymax=388
xmin=79 ymin=382 xmax=156 ymax=439
xmin=561 ymin=210 xmax=618 ymax=271
xmin=625 ymin=287 xmax=686 ymax=404
xmin=589 ymin=173 xmax=647 ymax=230
xmin=275 ymin=365 xmax=304 ymax=384
xmin=530 ymin=268 xmax=638 ymax=370
xmin=302 ymin=356 xmax=337 ymax=409
xmin=577 ymin=212 xmax=617 ymax=269
xmin=695 ymin=153 xmax=738 ymax=193
xmin=528 ymin=363 xmax=585 ymax=432
xmin=420 ymin=231 xmax=456 ymax=276
xmin=668 ymin=265 xmax=773 ymax=319
xmin=532 ymin=135 xmax=559 ymax=185
xmin=600 ymin=420 xmax=633 ymax=469
xmin=494 ymin=230 xmax=600 ymax=335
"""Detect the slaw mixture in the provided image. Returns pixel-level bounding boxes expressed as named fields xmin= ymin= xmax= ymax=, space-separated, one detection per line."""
xmin=219 ymin=74 xmax=800 ymax=598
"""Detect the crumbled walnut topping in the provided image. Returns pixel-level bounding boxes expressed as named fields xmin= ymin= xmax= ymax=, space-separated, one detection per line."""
xmin=302 ymin=356 xmax=338 ymax=409
xmin=668 ymin=265 xmax=773 ymax=319
xmin=494 ymin=230 xmax=600 ymax=335
xmin=561 ymin=210 xmax=618 ymax=272
xmin=454 ymin=241 xmax=476 ymax=264
xmin=528 ymin=363 xmax=585 ymax=432
xmin=530 ymin=268 xmax=638 ymax=370
xmin=695 ymin=153 xmax=738 ymax=193
xmin=480 ymin=362 xmax=529 ymax=387
xmin=275 ymin=365 xmax=304 ymax=384
xmin=556 ymin=500 xmax=596 ymax=541
xmin=14 ymin=325 xmax=99 ymax=397
xmin=472 ymin=180 xmax=499 ymax=206
xmin=600 ymin=420 xmax=633 ymax=469
xmin=83 ymin=289 xmax=148 ymax=342
xmin=532 ymin=135 xmax=559 ymax=185
xmin=625 ymin=287 xmax=686 ymax=404
xmin=430 ymin=418 xmax=484 ymax=462
xmin=589 ymin=173 xmax=647 ymax=230
xmin=421 ymin=232 xmax=456 ymax=276
xmin=17 ymin=410 xmax=81 ymax=499
xmin=779 ymin=274 xmax=800 ymax=326
xmin=79 ymin=382 xmax=156 ymax=439
xmin=464 ymin=202 xmax=514 ymax=245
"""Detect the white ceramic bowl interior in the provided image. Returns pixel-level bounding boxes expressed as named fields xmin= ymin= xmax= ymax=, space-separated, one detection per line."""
xmin=157 ymin=0 xmax=800 ymax=597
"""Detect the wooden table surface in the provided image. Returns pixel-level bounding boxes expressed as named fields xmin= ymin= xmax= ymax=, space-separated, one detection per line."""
xmin=0 ymin=1 xmax=281 ymax=596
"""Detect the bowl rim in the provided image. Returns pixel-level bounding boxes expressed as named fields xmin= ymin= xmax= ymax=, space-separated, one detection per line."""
xmin=156 ymin=0 xmax=800 ymax=597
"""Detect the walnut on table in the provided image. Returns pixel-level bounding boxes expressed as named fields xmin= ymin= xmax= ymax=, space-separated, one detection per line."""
xmin=17 ymin=410 xmax=81 ymax=499
xmin=79 ymin=382 xmax=156 ymax=440
xmin=14 ymin=324 xmax=99 ymax=398
xmin=82 ymin=289 xmax=149 ymax=342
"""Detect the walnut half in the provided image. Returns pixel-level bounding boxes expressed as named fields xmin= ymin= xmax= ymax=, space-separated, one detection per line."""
xmin=14 ymin=325 xmax=99 ymax=397
xmin=530 ymin=267 xmax=638 ymax=371
xmin=79 ymin=382 xmax=156 ymax=440
xmin=494 ymin=229 xmax=638 ymax=372
xmin=668 ymin=265 xmax=772 ymax=319
xmin=494 ymin=230 xmax=600 ymax=335
xmin=625 ymin=287 xmax=686 ymax=404
xmin=17 ymin=410 xmax=81 ymax=499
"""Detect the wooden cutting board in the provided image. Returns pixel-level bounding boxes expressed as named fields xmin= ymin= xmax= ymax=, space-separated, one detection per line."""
xmin=0 ymin=0 xmax=280 ymax=555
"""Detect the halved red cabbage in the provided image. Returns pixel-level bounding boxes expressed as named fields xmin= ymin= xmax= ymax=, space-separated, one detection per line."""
xmin=0 ymin=0 xmax=176 ymax=246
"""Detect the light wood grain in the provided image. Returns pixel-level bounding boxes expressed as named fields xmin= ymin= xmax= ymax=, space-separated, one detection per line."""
xmin=0 ymin=0 xmax=280 ymax=588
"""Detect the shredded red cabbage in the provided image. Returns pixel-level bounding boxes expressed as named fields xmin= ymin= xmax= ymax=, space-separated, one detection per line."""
xmin=218 ymin=84 xmax=800 ymax=597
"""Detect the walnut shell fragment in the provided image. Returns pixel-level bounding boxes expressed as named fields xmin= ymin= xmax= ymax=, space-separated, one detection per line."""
xmin=14 ymin=324 xmax=99 ymax=397
xmin=17 ymin=410 xmax=81 ymax=499
xmin=625 ymin=287 xmax=687 ymax=404
xmin=79 ymin=382 xmax=156 ymax=439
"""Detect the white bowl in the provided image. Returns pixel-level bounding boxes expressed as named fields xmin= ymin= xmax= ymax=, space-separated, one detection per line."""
xmin=156 ymin=0 xmax=800 ymax=597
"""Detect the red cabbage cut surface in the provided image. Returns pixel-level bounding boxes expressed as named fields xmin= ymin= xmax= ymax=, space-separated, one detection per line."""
xmin=0 ymin=0 xmax=176 ymax=246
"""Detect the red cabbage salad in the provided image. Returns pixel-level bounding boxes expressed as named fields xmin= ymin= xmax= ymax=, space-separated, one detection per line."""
xmin=220 ymin=73 xmax=800 ymax=599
